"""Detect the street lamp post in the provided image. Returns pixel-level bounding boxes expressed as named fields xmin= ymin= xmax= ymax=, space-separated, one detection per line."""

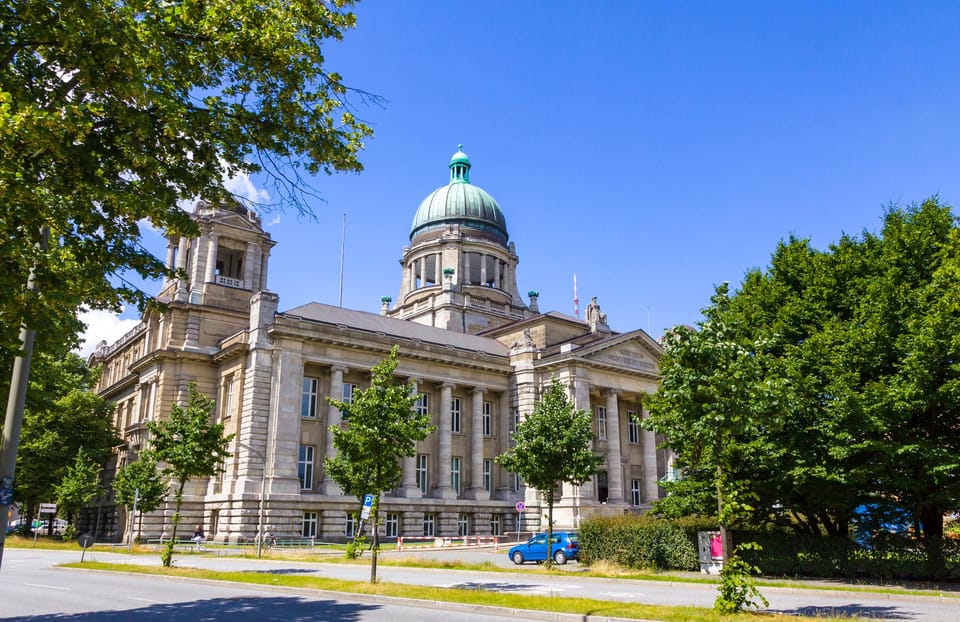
xmin=238 ymin=442 xmax=266 ymax=558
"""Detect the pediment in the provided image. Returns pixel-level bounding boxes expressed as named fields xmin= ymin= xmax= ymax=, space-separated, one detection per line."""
xmin=571 ymin=331 xmax=661 ymax=374
xmin=215 ymin=211 xmax=264 ymax=234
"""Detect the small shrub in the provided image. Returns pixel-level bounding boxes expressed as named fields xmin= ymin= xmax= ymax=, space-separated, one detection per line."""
xmin=715 ymin=544 xmax=768 ymax=614
xmin=345 ymin=533 xmax=367 ymax=559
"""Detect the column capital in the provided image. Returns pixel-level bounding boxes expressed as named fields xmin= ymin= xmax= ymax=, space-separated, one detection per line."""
xmin=604 ymin=388 xmax=622 ymax=398
xmin=330 ymin=365 xmax=348 ymax=375
xmin=471 ymin=386 xmax=485 ymax=397
xmin=440 ymin=381 xmax=456 ymax=390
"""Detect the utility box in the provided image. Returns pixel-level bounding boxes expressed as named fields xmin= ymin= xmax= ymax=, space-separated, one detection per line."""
xmin=697 ymin=531 xmax=724 ymax=574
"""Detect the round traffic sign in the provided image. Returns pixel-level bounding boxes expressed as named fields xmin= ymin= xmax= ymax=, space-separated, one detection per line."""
xmin=515 ymin=501 xmax=525 ymax=513
xmin=78 ymin=533 xmax=94 ymax=548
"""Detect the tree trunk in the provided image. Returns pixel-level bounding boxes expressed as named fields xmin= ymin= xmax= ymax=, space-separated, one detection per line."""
xmin=545 ymin=489 xmax=554 ymax=570
xmin=919 ymin=506 xmax=945 ymax=579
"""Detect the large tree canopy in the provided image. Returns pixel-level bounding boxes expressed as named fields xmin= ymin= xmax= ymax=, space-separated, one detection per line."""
xmin=0 ymin=0 xmax=373 ymax=357
xmin=647 ymin=197 xmax=960 ymax=569
xmin=10 ymin=352 xmax=120 ymax=523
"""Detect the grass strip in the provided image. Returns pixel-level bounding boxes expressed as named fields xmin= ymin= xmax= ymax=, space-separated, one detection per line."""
xmin=63 ymin=561 xmax=854 ymax=622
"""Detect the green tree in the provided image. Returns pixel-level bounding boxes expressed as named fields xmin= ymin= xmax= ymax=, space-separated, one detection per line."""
xmin=0 ymin=0 xmax=375 ymax=359
xmin=496 ymin=377 xmax=603 ymax=569
xmin=646 ymin=286 xmax=785 ymax=553
xmin=11 ymin=353 xmax=120 ymax=526
xmin=325 ymin=347 xmax=434 ymax=583
xmin=147 ymin=383 xmax=232 ymax=567
xmin=647 ymin=197 xmax=960 ymax=579
xmin=112 ymin=452 xmax=167 ymax=543
xmin=54 ymin=448 xmax=104 ymax=528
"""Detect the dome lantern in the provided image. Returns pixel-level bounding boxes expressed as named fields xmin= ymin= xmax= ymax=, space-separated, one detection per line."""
xmin=409 ymin=145 xmax=508 ymax=244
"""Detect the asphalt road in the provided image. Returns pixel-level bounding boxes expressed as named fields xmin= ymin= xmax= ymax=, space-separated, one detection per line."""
xmin=2 ymin=547 xmax=958 ymax=621
xmin=0 ymin=549 xmax=511 ymax=622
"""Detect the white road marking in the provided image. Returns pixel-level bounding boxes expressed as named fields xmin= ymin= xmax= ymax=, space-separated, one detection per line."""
xmin=24 ymin=583 xmax=69 ymax=591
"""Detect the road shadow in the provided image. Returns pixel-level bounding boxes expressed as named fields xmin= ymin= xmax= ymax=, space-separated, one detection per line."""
xmin=447 ymin=581 xmax=542 ymax=593
xmin=242 ymin=568 xmax=320 ymax=575
xmin=3 ymin=596 xmax=380 ymax=622
xmin=771 ymin=604 xmax=917 ymax=620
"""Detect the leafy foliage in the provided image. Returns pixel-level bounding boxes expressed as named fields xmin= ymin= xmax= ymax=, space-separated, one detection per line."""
xmin=8 ymin=352 xmax=120 ymax=524
xmin=112 ymin=451 xmax=167 ymax=541
xmin=715 ymin=544 xmax=768 ymax=614
xmin=578 ymin=515 xmax=702 ymax=570
xmin=0 ymin=0 xmax=375 ymax=358
xmin=147 ymin=383 xmax=232 ymax=566
xmin=647 ymin=197 xmax=960 ymax=578
xmin=324 ymin=347 xmax=434 ymax=582
xmin=496 ymin=377 xmax=603 ymax=569
xmin=55 ymin=448 xmax=104 ymax=524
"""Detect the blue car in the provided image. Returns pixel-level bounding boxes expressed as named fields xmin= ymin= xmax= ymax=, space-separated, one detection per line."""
xmin=508 ymin=531 xmax=579 ymax=565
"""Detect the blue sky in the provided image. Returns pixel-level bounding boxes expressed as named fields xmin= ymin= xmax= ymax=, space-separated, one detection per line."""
xmin=81 ymin=1 xmax=960 ymax=352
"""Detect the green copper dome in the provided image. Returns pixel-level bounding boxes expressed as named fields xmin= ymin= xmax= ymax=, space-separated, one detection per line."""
xmin=410 ymin=146 xmax=508 ymax=244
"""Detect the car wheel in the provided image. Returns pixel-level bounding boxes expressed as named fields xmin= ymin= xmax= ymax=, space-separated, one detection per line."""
xmin=512 ymin=551 xmax=525 ymax=565
xmin=553 ymin=550 xmax=567 ymax=565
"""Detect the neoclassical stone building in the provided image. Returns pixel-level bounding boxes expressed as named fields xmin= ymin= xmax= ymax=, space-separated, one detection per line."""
xmin=90 ymin=147 xmax=669 ymax=543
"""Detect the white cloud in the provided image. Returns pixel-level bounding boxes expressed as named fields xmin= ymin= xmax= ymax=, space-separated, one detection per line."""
xmin=75 ymin=308 xmax=142 ymax=359
xmin=224 ymin=169 xmax=271 ymax=205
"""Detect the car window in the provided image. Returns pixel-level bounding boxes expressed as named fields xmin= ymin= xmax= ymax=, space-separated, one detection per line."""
xmin=532 ymin=535 xmax=546 ymax=545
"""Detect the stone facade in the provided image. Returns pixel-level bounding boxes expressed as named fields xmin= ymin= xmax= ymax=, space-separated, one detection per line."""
xmin=89 ymin=151 xmax=669 ymax=544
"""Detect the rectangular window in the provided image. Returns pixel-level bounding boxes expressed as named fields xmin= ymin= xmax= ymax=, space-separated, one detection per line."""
xmin=513 ymin=472 xmax=521 ymax=492
xmin=222 ymin=375 xmax=235 ymax=419
xmin=451 ymin=398 xmax=461 ymax=433
xmin=482 ymin=401 xmax=492 ymax=436
xmin=416 ymin=454 xmax=429 ymax=494
xmin=415 ymin=393 xmax=430 ymax=416
xmin=482 ymin=458 xmax=492 ymax=492
xmin=345 ymin=512 xmax=357 ymax=538
xmin=451 ymin=456 xmax=461 ymax=495
xmin=302 ymin=511 xmax=318 ymax=538
xmin=596 ymin=406 xmax=607 ymax=441
xmin=422 ymin=512 xmax=435 ymax=537
xmin=627 ymin=411 xmax=640 ymax=444
xmin=301 ymin=376 xmax=319 ymax=418
xmin=342 ymin=382 xmax=358 ymax=404
xmin=490 ymin=514 xmax=502 ymax=536
xmin=512 ymin=411 xmax=520 ymax=438
xmin=385 ymin=512 xmax=399 ymax=538
xmin=631 ymin=479 xmax=642 ymax=506
xmin=457 ymin=513 xmax=469 ymax=536
xmin=298 ymin=445 xmax=315 ymax=490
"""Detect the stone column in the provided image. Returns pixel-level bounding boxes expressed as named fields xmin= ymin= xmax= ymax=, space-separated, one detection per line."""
xmin=434 ymin=252 xmax=442 ymax=284
xmin=641 ymin=409 xmax=660 ymax=503
xmin=572 ymin=374 xmax=594 ymax=500
xmin=175 ymin=236 xmax=189 ymax=301
xmin=400 ymin=379 xmax=422 ymax=498
xmin=321 ymin=366 xmax=348 ymax=495
xmin=494 ymin=259 xmax=501 ymax=290
xmin=436 ymin=382 xmax=456 ymax=499
xmin=605 ymin=390 xmax=624 ymax=502
xmin=259 ymin=249 xmax=270 ymax=291
xmin=468 ymin=387 xmax=487 ymax=499
xmin=163 ymin=239 xmax=176 ymax=285
xmin=463 ymin=253 xmax=471 ymax=286
xmin=495 ymin=391 xmax=512 ymax=500
xmin=204 ymin=232 xmax=219 ymax=283
xmin=243 ymin=241 xmax=257 ymax=289
xmin=480 ymin=253 xmax=487 ymax=285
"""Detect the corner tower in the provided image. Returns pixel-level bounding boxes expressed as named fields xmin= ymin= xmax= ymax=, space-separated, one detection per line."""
xmin=387 ymin=146 xmax=532 ymax=333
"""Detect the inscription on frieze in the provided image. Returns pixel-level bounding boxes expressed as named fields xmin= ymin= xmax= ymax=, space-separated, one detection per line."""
xmin=600 ymin=348 xmax=657 ymax=371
